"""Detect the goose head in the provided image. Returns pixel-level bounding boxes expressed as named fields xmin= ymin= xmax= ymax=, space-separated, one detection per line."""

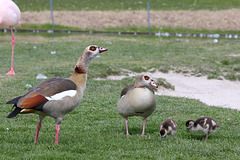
xmin=134 ymin=75 xmax=158 ymax=88
xmin=186 ymin=120 xmax=195 ymax=132
xmin=75 ymin=45 xmax=108 ymax=74
xmin=84 ymin=45 xmax=108 ymax=62
xmin=159 ymin=129 xmax=167 ymax=140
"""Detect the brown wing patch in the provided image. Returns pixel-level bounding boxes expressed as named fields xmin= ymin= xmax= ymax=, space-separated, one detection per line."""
xmin=12 ymin=78 xmax=76 ymax=109
xmin=35 ymin=78 xmax=77 ymax=97
xmin=18 ymin=93 xmax=48 ymax=109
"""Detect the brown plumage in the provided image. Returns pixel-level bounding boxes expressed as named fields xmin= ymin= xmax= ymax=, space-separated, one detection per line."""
xmin=186 ymin=117 xmax=220 ymax=140
xmin=6 ymin=45 xmax=108 ymax=144
xmin=117 ymin=75 xmax=158 ymax=136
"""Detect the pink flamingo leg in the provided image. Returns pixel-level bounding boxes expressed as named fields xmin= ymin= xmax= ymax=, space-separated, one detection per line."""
xmin=6 ymin=27 xmax=15 ymax=75
xmin=141 ymin=118 xmax=147 ymax=136
xmin=125 ymin=118 xmax=130 ymax=136
xmin=34 ymin=121 xmax=42 ymax=144
xmin=54 ymin=125 xmax=60 ymax=145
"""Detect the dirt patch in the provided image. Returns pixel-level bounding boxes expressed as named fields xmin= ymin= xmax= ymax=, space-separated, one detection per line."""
xmin=96 ymin=71 xmax=240 ymax=111
xmin=21 ymin=9 xmax=240 ymax=30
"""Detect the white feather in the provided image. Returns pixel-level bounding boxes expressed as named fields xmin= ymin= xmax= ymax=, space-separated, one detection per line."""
xmin=171 ymin=120 xmax=176 ymax=128
xmin=203 ymin=118 xmax=207 ymax=125
xmin=192 ymin=124 xmax=202 ymax=132
xmin=168 ymin=126 xmax=173 ymax=132
xmin=45 ymin=90 xmax=77 ymax=100
xmin=212 ymin=120 xmax=216 ymax=126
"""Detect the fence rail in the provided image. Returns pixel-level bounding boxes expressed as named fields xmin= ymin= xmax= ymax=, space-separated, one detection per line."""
xmin=1 ymin=29 xmax=239 ymax=39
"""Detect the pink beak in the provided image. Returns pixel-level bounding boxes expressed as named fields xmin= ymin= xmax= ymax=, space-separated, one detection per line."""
xmin=150 ymin=80 xmax=158 ymax=88
xmin=99 ymin=47 xmax=108 ymax=53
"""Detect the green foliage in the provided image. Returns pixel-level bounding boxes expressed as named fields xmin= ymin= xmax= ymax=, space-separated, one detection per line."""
xmin=157 ymin=78 xmax=175 ymax=90
xmin=0 ymin=35 xmax=239 ymax=159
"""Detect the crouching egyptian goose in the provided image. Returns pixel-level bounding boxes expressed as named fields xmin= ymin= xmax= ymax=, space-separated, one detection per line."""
xmin=6 ymin=45 xmax=108 ymax=145
xmin=159 ymin=119 xmax=178 ymax=140
xmin=117 ymin=75 xmax=158 ymax=136
xmin=186 ymin=117 xmax=220 ymax=140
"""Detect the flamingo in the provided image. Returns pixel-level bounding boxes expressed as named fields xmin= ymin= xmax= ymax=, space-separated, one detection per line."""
xmin=0 ymin=0 xmax=21 ymax=75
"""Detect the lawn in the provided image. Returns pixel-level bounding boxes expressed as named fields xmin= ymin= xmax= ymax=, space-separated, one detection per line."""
xmin=0 ymin=34 xmax=239 ymax=159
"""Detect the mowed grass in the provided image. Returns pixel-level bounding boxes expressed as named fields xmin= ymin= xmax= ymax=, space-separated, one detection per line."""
xmin=14 ymin=0 xmax=240 ymax=11
xmin=0 ymin=35 xmax=239 ymax=159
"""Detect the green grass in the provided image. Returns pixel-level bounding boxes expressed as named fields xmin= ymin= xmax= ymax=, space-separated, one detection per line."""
xmin=14 ymin=0 xmax=240 ymax=11
xmin=19 ymin=24 xmax=240 ymax=35
xmin=1 ymin=33 xmax=240 ymax=80
xmin=11 ymin=24 xmax=238 ymax=38
xmin=0 ymin=35 xmax=239 ymax=159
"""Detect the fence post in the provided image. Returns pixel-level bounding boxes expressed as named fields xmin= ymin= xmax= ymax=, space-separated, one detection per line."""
xmin=147 ymin=2 xmax=151 ymax=38
xmin=49 ymin=0 xmax=55 ymax=39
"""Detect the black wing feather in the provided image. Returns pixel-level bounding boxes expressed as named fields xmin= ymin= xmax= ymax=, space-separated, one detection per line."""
xmin=6 ymin=96 xmax=22 ymax=104
xmin=7 ymin=106 xmax=22 ymax=118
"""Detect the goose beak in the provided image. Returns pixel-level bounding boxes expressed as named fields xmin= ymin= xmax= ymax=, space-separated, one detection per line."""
xmin=99 ymin=47 xmax=108 ymax=53
xmin=150 ymin=80 xmax=158 ymax=88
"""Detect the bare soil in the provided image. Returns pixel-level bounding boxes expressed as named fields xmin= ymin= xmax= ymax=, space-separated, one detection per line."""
xmin=21 ymin=9 xmax=240 ymax=30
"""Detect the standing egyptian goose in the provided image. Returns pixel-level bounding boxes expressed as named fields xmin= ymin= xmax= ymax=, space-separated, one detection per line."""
xmin=159 ymin=119 xmax=178 ymax=140
xmin=0 ymin=0 xmax=21 ymax=75
xmin=6 ymin=45 xmax=108 ymax=145
xmin=117 ymin=75 xmax=158 ymax=136
xmin=186 ymin=117 xmax=220 ymax=140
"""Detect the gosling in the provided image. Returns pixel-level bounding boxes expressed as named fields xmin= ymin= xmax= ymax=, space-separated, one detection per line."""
xmin=186 ymin=117 xmax=220 ymax=140
xmin=159 ymin=119 xmax=178 ymax=140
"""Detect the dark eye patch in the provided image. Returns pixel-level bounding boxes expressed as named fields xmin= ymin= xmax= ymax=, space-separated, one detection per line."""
xmin=144 ymin=76 xmax=150 ymax=80
xmin=89 ymin=46 xmax=97 ymax=51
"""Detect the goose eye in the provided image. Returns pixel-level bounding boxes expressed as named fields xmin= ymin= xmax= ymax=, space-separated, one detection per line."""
xmin=144 ymin=76 xmax=150 ymax=80
xmin=89 ymin=46 xmax=97 ymax=51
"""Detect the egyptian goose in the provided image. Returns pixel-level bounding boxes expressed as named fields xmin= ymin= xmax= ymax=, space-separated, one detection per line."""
xmin=186 ymin=117 xmax=220 ymax=140
xmin=159 ymin=119 xmax=178 ymax=140
xmin=6 ymin=45 xmax=108 ymax=144
xmin=117 ymin=75 xmax=158 ymax=136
